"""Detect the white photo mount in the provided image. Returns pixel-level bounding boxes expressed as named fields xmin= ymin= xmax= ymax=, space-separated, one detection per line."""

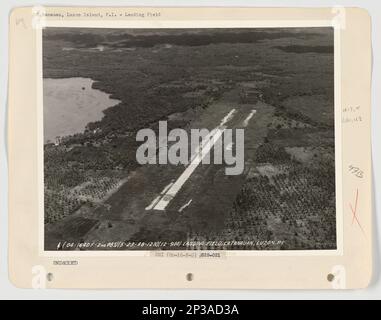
xmin=8 ymin=6 xmax=372 ymax=289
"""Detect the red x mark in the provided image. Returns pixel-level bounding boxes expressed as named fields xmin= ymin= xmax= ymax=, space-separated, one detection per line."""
xmin=349 ymin=188 xmax=365 ymax=235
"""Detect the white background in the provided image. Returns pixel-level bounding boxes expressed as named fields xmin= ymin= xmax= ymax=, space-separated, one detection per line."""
xmin=0 ymin=0 xmax=380 ymax=300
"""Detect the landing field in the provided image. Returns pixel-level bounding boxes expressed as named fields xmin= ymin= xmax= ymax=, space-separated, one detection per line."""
xmin=43 ymin=27 xmax=335 ymax=251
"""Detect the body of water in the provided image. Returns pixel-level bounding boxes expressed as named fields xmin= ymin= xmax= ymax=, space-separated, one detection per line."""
xmin=43 ymin=77 xmax=120 ymax=144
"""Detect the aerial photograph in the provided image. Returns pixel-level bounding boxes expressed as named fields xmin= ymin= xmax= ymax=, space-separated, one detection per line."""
xmin=43 ymin=27 xmax=336 ymax=251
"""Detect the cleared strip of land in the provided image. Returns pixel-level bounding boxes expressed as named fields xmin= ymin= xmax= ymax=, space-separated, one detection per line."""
xmin=152 ymin=109 xmax=236 ymax=211
xmin=243 ymin=109 xmax=257 ymax=127
xmin=153 ymin=128 xmax=226 ymax=210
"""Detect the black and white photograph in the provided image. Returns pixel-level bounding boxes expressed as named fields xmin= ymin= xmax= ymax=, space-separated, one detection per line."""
xmin=42 ymin=27 xmax=336 ymax=251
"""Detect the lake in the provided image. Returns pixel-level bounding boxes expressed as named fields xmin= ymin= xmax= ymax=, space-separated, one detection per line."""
xmin=43 ymin=77 xmax=120 ymax=144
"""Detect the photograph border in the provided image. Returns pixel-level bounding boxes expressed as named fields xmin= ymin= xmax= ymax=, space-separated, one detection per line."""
xmin=37 ymin=19 xmax=343 ymax=257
